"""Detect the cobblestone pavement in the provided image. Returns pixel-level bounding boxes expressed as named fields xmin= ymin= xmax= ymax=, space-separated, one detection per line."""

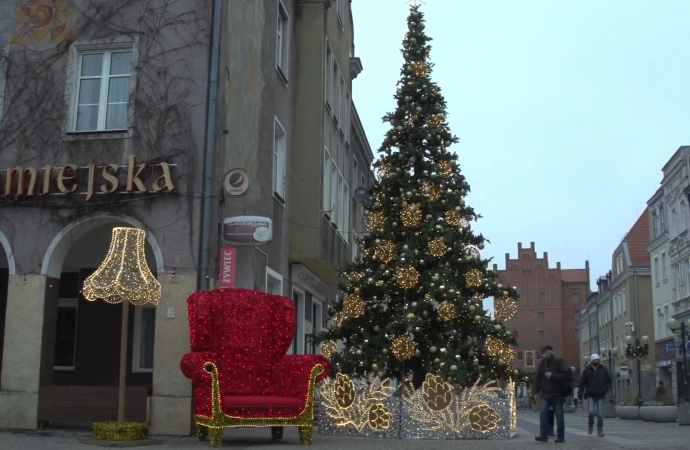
xmin=1 ymin=409 xmax=690 ymax=449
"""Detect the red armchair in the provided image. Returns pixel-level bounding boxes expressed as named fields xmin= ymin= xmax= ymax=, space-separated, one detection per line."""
xmin=180 ymin=288 xmax=329 ymax=447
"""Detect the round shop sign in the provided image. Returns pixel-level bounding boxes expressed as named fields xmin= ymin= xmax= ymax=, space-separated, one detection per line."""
xmin=223 ymin=168 xmax=250 ymax=197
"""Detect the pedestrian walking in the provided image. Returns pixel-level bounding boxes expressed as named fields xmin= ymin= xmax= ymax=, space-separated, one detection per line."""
xmin=534 ymin=344 xmax=569 ymax=443
xmin=656 ymin=381 xmax=667 ymax=403
xmin=573 ymin=387 xmax=579 ymax=409
xmin=578 ymin=353 xmax=611 ymax=437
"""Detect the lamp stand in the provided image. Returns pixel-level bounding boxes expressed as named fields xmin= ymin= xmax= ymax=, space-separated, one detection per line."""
xmin=118 ymin=299 xmax=130 ymax=423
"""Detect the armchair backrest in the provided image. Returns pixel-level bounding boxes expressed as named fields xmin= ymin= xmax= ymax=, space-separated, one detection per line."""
xmin=187 ymin=287 xmax=297 ymax=395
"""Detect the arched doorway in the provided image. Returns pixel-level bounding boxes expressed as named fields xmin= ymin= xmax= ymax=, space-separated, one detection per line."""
xmin=38 ymin=214 xmax=163 ymax=426
xmin=0 ymin=230 xmax=14 ymax=382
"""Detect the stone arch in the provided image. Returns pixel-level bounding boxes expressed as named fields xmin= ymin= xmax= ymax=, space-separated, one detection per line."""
xmin=0 ymin=229 xmax=16 ymax=275
xmin=41 ymin=212 xmax=164 ymax=279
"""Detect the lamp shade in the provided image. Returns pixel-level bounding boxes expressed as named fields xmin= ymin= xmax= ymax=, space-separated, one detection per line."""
xmin=83 ymin=227 xmax=161 ymax=306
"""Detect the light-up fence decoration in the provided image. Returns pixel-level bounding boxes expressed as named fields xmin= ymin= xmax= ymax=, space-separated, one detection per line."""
xmin=318 ymin=373 xmax=516 ymax=440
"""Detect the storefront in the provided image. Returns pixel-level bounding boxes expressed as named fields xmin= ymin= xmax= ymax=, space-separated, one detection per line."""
xmin=290 ymin=264 xmax=333 ymax=355
xmin=0 ymin=156 xmax=197 ymax=436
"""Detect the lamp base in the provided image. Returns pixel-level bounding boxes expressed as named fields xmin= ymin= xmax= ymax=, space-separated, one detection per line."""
xmin=80 ymin=421 xmax=161 ymax=445
xmin=78 ymin=437 xmax=163 ymax=447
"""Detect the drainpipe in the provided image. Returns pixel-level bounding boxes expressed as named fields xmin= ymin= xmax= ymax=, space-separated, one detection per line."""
xmin=197 ymin=0 xmax=222 ymax=291
xmin=634 ymin=265 xmax=641 ymax=400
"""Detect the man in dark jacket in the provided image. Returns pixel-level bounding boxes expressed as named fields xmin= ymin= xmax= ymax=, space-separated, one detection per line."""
xmin=535 ymin=344 xmax=569 ymax=443
xmin=578 ymin=353 xmax=611 ymax=437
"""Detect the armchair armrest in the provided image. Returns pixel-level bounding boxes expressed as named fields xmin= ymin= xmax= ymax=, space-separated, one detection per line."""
xmin=180 ymin=351 xmax=217 ymax=383
xmin=270 ymin=355 xmax=330 ymax=399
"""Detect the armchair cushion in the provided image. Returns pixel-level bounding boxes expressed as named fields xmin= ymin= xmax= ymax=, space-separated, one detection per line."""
xmin=222 ymin=396 xmax=304 ymax=408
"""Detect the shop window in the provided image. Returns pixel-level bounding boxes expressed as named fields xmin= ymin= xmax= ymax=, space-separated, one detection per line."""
xmin=266 ymin=267 xmax=283 ymax=295
xmin=54 ymin=298 xmax=78 ymax=370
xmin=133 ymin=305 xmax=156 ymax=372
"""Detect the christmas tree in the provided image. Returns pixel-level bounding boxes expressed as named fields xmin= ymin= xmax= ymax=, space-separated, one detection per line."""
xmin=315 ymin=5 xmax=519 ymax=388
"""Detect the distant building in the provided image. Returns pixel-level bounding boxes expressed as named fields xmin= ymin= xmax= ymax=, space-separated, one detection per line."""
xmin=493 ymin=242 xmax=589 ymax=379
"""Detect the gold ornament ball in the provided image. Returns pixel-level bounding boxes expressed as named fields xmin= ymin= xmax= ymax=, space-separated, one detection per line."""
xmin=469 ymin=305 xmax=476 ymax=312
xmin=473 ymin=315 xmax=482 ymax=322
xmin=392 ymin=335 xmax=417 ymax=361
xmin=434 ymin=358 xmax=441 ymax=364
xmin=494 ymin=324 xmax=502 ymax=331
xmin=422 ymin=310 xmax=429 ymax=317
xmin=437 ymin=301 xmax=456 ymax=321
xmin=382 ymin=348 xmax=389 ymax=354
xmin=371 ymin=363 xmax=379 ymax=371
xmin=450 ymin=364 xmax=458 ymax=371
xmin=430 ymin=346 xmax=437 ymax=353
xmin=406 ymin=312 xmax=416 ymax=320
xmin=321 ymin=340 xmax=338 ymax=358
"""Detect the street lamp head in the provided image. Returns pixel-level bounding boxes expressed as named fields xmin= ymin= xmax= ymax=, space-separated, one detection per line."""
xmin=600 ymin=347 xmax=607 ymax=356
xmin=641 ymin=335 xmax=649 ymax=345
xmin=667 ymin=318 xmax=678 ymax=331
xmin=625 ymin=335 xmax=632 ymax=345
xmin=612 ymin=347 xmax=618 ymax=356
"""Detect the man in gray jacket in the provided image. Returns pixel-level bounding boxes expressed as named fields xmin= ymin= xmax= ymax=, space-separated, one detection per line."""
xmin=578 ymin=353 xmax=611 ymax=437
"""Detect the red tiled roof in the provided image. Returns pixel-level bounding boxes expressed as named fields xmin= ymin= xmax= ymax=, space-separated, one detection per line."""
xmin=561 ymin=269 xmax=588 ymax=283
xmin=624 ymin=209 xmax=650 ymax=266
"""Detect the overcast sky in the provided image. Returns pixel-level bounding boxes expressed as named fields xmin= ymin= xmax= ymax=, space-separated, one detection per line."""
xmin=351 ymin=0 xmax=690 ymax=313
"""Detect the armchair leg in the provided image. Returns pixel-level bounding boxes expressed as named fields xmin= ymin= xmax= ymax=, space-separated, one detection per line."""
xmin=271 ymin=426 xmax=284 ymax=440
xmin=209 ymin=427 xmax=223 ymax=447
xmin=196 ymin=425 xmax=209 ymax=441
xmin=298 ymin=426 xmax=313 ymax=445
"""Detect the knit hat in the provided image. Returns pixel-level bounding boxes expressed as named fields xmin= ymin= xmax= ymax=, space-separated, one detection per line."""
xmin=589 ymin=354 xmax=600 ymax=363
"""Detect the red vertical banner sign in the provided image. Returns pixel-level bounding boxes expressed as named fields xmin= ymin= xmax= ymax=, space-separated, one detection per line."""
xmin=220 ymin=246 xmax=236 ymax=288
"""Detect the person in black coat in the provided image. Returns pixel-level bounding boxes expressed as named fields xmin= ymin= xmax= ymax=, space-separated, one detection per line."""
xmin=534 ymin=344 xmax=569 ymax=443
xmin=578 ymin=353 xmax=611 ymax=437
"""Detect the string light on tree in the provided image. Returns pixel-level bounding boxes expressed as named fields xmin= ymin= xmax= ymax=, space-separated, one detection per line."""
xmin=429 ymin=238 xmax=449 ymax=257
xmin=343 ymin=293 xmax=366 ymax=318
xmin=465 ymin=269 xmax=484 ymax=287
xmin=322 ymin=341 xmax=338 ymax=358
xmin=494 ymin=298 xmax=517 ymax=322
xmin=396 ymin=266 xmax=419 ymax=289
xmin=401 ymin=203 xmax=422 ymax=228
xmin=365 ymin=211 xmax=385 ymax=231
xmin=437 ymin=301 xmax=456 ymax=321
xmin=374 ymin=240 xmax=397 ymax=263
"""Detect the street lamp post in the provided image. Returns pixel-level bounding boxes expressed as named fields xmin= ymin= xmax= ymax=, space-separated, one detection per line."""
xmin=600 ymin=346 xmax=618 ymax=403
xmin=667 ymin=318 xmax=690 ymax=403
xmin=624 ymin=334 xmax=649 ymax=407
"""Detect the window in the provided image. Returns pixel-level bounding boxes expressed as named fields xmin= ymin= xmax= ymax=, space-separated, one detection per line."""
xmin=573 ymin=292 xmax=580 ymax=305
xmin=332 ymin=60 xmax=340 ymax=122
xmin=654 ymin=255 xmax=660 ymax=283
xmin=133 ymin=305 xmax=156 ymax=372
xmin=311 ymin=300 xmax=323 ymax=354
xmin=325 ymin=42 xmax=333 ymax=108
xmin=54 ymin=298 xmax=78 ymax=370
xmin=614 ymin=297 xmax=618 ymax=316
xmin=525 ymin=351 xmax=535 ymax=367
xmin=652 ymin=210 xmax=660 ymax=238
xmin=273 ymin=117 xmax=287 ymax=199
xmin=682 ymin=201 xmax=689 ymax=233
xmin=276 ymin=1 xmax=290 ymax=79
xmin=622 ymin=289 xmax=627 ymax=313
xmin=574 ymin=312 xmax=579 ymax=322
xmin=657 ymin=307 xmax=664 ymax=337
xmin=339 ymin=74 xmax=346 ymax=130
xmin=616 ymin=254 xmax=624 ymax=275
xmin=521 ymin=270 xmax=532 ymax=277
xmin=338 ymin=175 xmax=350 ymax=236
xmin=660 ymin=205 xmax=667 ymax=232
xmin=0 ymin=46 xmax=6 ymax=122
xmin=74 ymin=49 xmax=132 ymax=131
xmin=538 ymin=312 xmax=544 ymax=321
xmin=343 ymin=87 xmax=351 ymax=142
xmin=539 ymin=292 xmax=545 ymax=305
xmin=662 ymin=252 xmax=668 ymax=280
xmin=323 ymin=147 xmax=335 ymax=214
xmin=672 ymin=207 xmax=679 ymax=236
xmin=336 ymin=0 xmax=346 ymax=26
xmin=266 ymin=267 xmax=283 ymax=295
xmin=675 ymin=264 xmax=683 ymax=298
xmin=538 ymin=330 xmax=545 ymax=340
xmin=664 ymin=304 xmax=670 ymax=337
xmin=517 ymin=351 xmax=524 ymax=361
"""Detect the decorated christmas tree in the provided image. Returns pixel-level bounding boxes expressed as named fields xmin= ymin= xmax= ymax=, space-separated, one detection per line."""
xmin=315 ymin=5 xmax=519 ymax=389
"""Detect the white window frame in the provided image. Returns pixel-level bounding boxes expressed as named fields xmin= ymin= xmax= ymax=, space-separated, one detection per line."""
xmin=338 ymin=74 xmax=345 ymax=131
xmin=273 ymin=116 xmax=287 ymax=200
xmin=675 ymin=264 xmax=683 ymax=298
xmin=336 ymin=0 xmax=346 ymax=28
xmin=616 ymin=254 xmax=623 ymax=275
xmin=65 ymin=38 xmax=138 ymax=137
xmin=54 ymin=298 xmax=79 ymax=371
xmin=323 ymin=147 xmax=334 ymax=216
xmin=343 ymin=86 xmax=351 ymax=142
xmin=662 ymin=252 xmax=668 ymax=281
xmin=310 ymin=298 xmax=323 ymax=355
xmin=621 ymin=289 xmax=627 ymax=313
xmin=266 ymin=267 xmax=284 ymax=295
xmin=660 ymin=205 xmax=667 ymax=232
xmin=132 ymin=304 xmax=156 ymax=373
xmin=276 ymin=0 xmax=290 ymax=81
xmin=292 ymin=287 xmax=305 ymax=354
xmin=664 ymin=304 xmax=670 ymax=338
xmin=73 ymin=49 xmax=133 ymax=131
xmin=332 ymin=60 xmax=340 ymax=122
xmin=325 ymin=41 xmax=333 ymax=109
xmin=654 ymin=254 xmax=660 ymax=283
xmin=0 ymin=46 xmax=7 ymax=123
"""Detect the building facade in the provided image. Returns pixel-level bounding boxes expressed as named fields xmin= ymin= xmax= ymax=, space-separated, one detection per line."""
xmin=0 ymin=0 xmax=372 ymax=435
xmin=493 ymin=242 xmax=589 ymax=377
xmin=602 ymin=211 xmax=655 ymax=403
xmin=647 ymin=146 xmax=690 ymax=402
